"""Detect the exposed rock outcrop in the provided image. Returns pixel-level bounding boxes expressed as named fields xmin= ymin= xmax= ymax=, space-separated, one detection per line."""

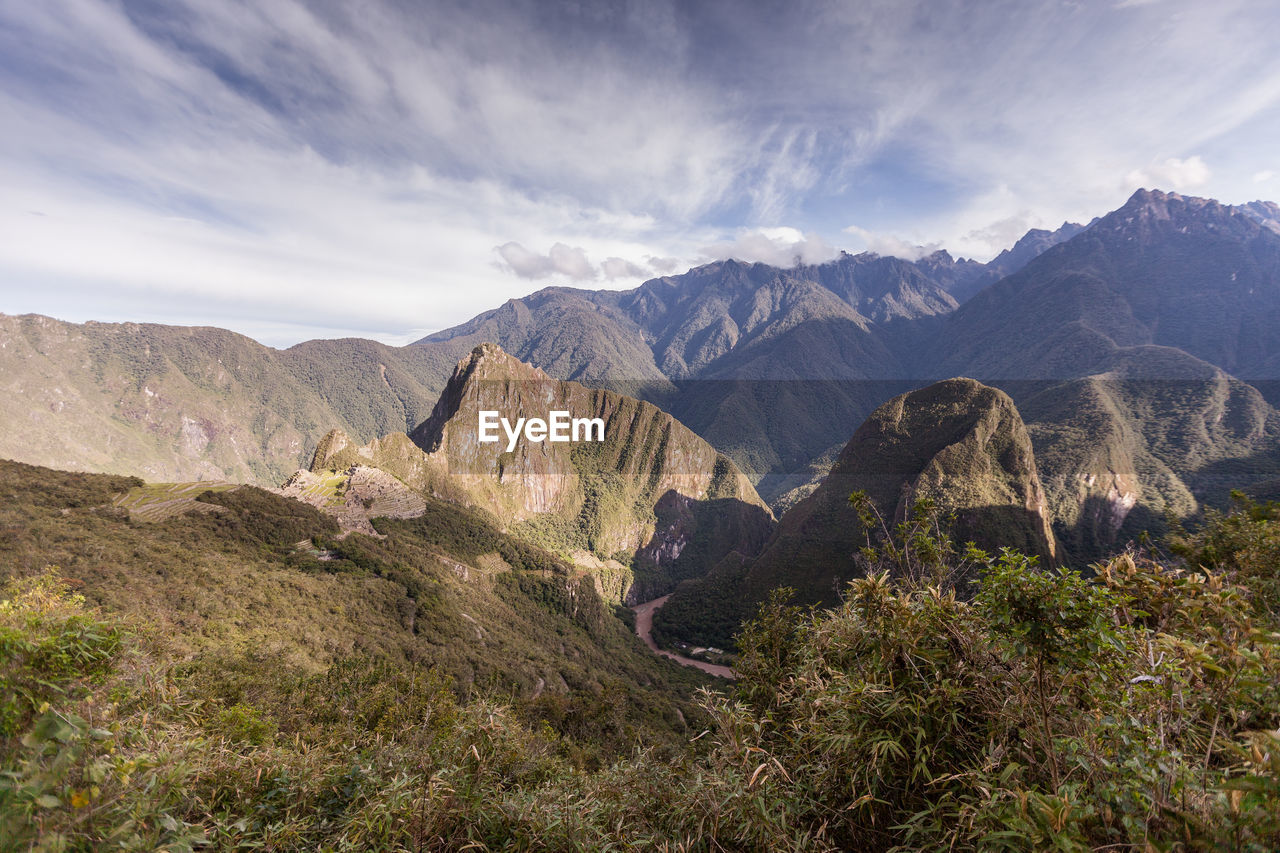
xmin=286 ymin=344 xmax=774 ymax=602
xmin=658 ymin=379 xmax=1057 ymax=645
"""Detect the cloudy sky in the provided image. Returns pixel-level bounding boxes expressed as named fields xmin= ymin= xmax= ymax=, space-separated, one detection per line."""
xmin=2 ymin=0 xmax=1279 ymax=346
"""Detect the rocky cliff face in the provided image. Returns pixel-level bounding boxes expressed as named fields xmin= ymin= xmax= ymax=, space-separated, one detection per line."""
xmin=745 ymin=378 xmax=1056 ymax=601
xmin=657 ymin=378 xmax=1056 ymax=644
xmin=293 ymin=344 xmax=774 ymax=602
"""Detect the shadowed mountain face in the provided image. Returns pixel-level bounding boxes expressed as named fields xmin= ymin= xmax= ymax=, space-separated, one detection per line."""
xmin=653 ymin=378 xmax=1057 ymax=647
xmin=927 ymin=190 xmax=1280 ymax=383
xmin=1016 ymin=350 xmax=1280 ymax=561
xmin=419 ymin=252 xmax=983 ymax=384
xmin=916 ymin=190 xmax=1280 ymax=559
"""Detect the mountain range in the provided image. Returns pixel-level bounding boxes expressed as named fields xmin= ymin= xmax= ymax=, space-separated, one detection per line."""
xmin=4 ymin=188 xmax=1280 ymax=578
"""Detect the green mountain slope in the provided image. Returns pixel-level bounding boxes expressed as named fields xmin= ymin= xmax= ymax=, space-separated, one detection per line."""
xmin=1020 ymin=348 xmax=1280 ymax=560
xmin=656 ymin=378 xmax=1057 ymax=648
xmin=0 ymin=458 xmax=710 ymax=756
xmin=920 ymin=190 xmax=1280 ymax=557
xmin=289 ymin=344 xmax=775 ymax=604
xmin=0 ymin=314 xmax=455 ymax=485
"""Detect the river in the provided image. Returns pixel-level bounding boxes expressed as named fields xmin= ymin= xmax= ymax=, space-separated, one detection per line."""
xmin=630 ymin=594 xmax=735 ymax=679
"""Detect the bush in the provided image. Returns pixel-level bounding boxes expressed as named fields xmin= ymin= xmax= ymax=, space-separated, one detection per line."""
xmin=674 ymin=548 xmax=1280 ymax=851
xmin=0 ymin=570 xmax=122 ymax=738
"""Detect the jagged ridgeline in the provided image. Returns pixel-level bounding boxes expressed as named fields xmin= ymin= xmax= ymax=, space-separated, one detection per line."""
xmin=656 ymin=378 xmax=1057 ymax=648
xmin=285 ymin=344 xmax=774 ymax=603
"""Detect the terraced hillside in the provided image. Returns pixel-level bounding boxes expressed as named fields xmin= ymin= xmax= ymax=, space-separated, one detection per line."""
xmin=112 ymin=480 xmax=237 ymax=522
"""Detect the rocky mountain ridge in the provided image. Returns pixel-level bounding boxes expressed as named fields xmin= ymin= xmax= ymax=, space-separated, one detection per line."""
xmin=653 ymin=377 xmax=1059 ymax=647
xmin=5 ymin=189 xmax=1280 ymax=566
xmin=279 ymin=343 xmax=774 ymax=604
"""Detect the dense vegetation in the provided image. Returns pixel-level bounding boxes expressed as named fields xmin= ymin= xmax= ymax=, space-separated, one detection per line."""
xmin=3 ymin=458 xmax=1278 ymax=849
xmin=0 ymin=461 xmax=710 ymax=766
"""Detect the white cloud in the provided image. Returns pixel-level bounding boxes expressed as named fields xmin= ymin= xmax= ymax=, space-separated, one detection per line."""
xmin=842 ymin=225 xmax=942 ymax=261
xmin=960 ymin=214 xmax=1038 ymax=255
xmin=1124 ymin=156 xmax=1212 ymax=191
xmin=700 ymin=227 xmax=839 ymax=267
xmin=494 ymin=242 xmax=555 ymax=279
xmin=1254 ymin=169 xmax=1276 ymax=183
xmin=3 ymin=0 xmax=1280 ymax=344
xmin=0 ymin=0 xmax=780 ymax=344
xmin=494 ymin=241 xmax=601 ymax=282
xmin=601 ymin=257 xmax=648 ymax=280
xmin=645 ymin=256 xmax=681 ymax=274
xmin=493 ymin=242 xmax=662 ymax=282
xmin=547 ymin=243 xmax=596 ymax=281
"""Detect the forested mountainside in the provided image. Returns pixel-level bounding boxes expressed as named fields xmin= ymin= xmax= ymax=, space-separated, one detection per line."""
xmin=279 ymin=343 xmax=774 ymax=605
xmin=655 ymin=378 xmax=1058 ymax=648
xmin=0 ymin=316 xmax=461 ymax=484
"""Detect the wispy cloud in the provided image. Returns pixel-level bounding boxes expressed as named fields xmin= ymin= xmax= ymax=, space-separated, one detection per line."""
xmin=842 ymin=226 xmax=941 ymax=262
xmin=1125 ymin=157 xmax=1212 ymax=191
xmin=700 ymin=228 xmax=839 ymax=267
xmin=1 ymin=0 xmax=1278 ymax=342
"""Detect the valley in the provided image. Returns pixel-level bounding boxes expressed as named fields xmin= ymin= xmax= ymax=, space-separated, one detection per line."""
xmin=630 ymin=595 xmax=734 ymax=679
xmin=4 ymin=188 xmax=1280 ymax=850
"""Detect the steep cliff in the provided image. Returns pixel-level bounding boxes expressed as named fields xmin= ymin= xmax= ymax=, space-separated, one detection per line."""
xmin=291 ymin=344 xmax=774 ymax=603
xmin=656 ymin=378 xmax=1056 ymax=646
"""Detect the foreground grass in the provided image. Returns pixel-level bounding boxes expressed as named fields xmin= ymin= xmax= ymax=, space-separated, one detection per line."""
xmin=2 ymin=464 xmax=1279 ymax=850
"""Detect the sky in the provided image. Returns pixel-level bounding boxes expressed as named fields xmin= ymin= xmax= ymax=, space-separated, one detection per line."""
xmin=2 ymin=0 xmax=1279 ymax=347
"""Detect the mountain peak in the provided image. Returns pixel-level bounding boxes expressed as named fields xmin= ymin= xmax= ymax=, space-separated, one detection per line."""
xmin=1118 ymin=187 xmax=1232 ymax=218
xmin=1095 ymin=188 xmax=1242 ymax=237
xmin=310 ymin=428 xmax=353 ymax=470
xmin=445 ymin=343 xmax=550 ymax=391
xmin=458 ymin=342 xmax=549 ymax=379
xmin=1126 ymin=187 xmax=1178 ymax=204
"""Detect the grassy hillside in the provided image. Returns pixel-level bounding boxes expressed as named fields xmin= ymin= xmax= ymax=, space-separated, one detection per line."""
xmin=0 ymin=315 xmax=457 ymax=486
xmin=3 ymin=466 xmax=1276 ymax=850
xmin=0 ymin=459 xmax=711 ymax=763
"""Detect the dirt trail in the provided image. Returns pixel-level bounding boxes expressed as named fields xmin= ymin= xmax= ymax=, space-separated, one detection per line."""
xmin=631 ymin=595 xmax=735 ymax=679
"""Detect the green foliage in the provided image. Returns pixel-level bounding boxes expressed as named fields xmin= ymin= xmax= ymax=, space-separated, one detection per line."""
xmin=0 ymin=460 xmax=711 ymax=773
xmin=0 ymin=570 xmax=123 ymax=738
xmin=669 ymin=550 xmax=1280 ymax=851
xmin=5 ymin=460 xmax=1280 ymax=850
xmin=730 ymin=586 xmax=805 ymax=711
xmin=1167 ymin=490 xmax=1280 ymax=611
xmin=848 ymin=489 xmax=989 ymax=590
xmin=649 ymin=555 xmax=753 ymax=650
